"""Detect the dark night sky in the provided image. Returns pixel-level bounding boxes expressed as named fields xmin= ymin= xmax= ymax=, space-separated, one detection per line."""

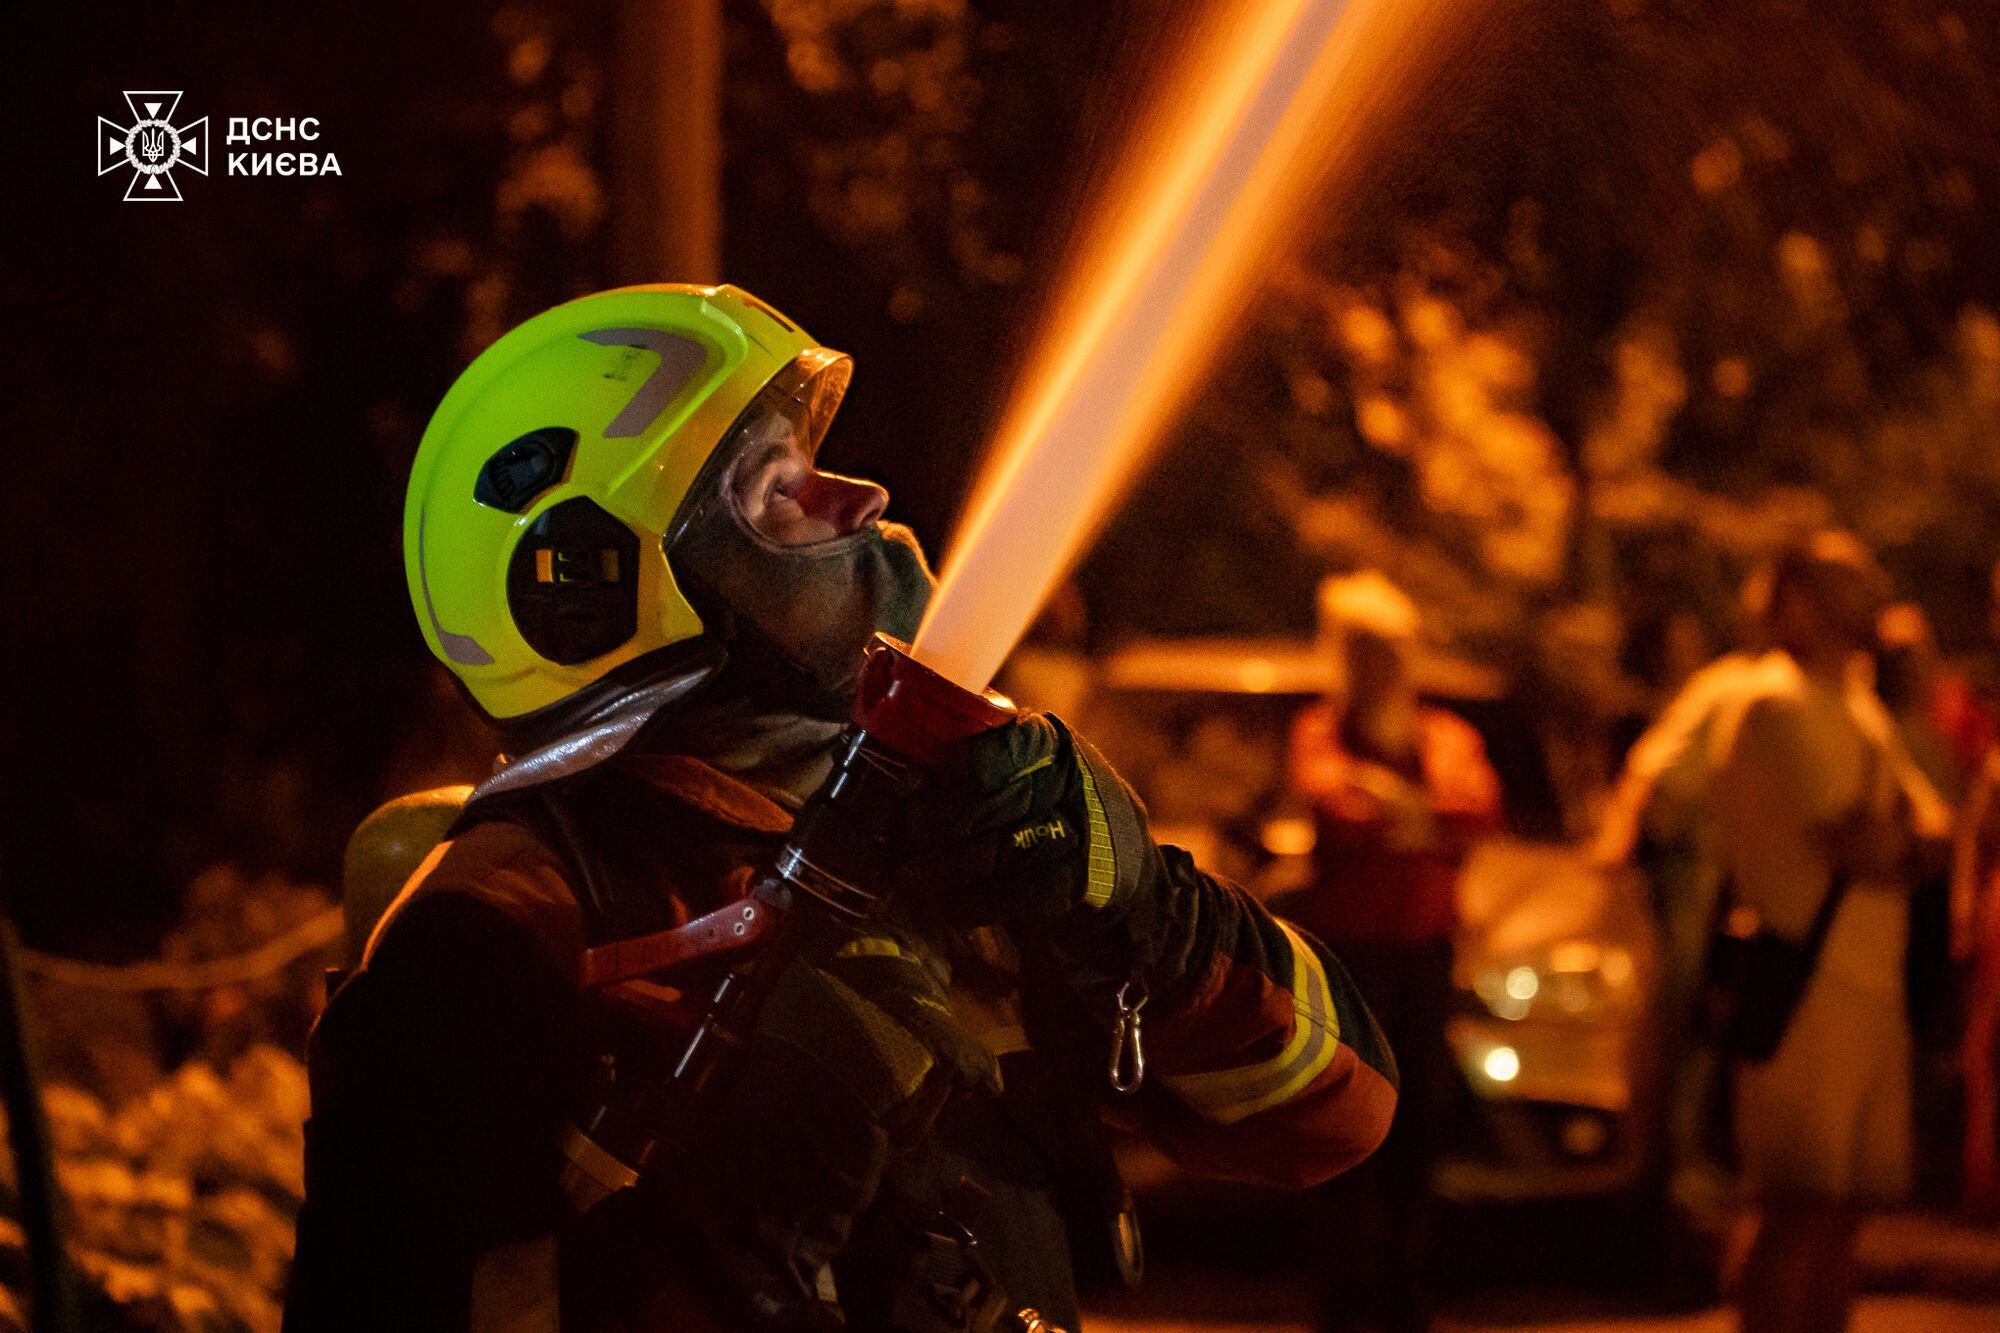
xmin=12 ymin=4 xmax=495 ymax=948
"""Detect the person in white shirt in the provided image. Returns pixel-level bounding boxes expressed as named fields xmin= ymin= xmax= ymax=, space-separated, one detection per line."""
xmin=1592 ymin=572 xmax=1786 ymax=1219
xmin=1712 ymin=532 xmax=1950 ymax=1333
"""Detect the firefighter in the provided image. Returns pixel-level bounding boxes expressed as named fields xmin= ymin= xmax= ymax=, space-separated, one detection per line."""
xmin=285 ymin=285 xmax=1398 ymax=1332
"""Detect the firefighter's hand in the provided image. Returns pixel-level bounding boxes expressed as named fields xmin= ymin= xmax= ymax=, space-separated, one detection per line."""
xmin=667 ymin=915 xmax=998 ymax=1328
xmin=759 ymin=914 xmax=1002 ymax=1126
xmin=901 ymin=712 xmax=1162 ymax=928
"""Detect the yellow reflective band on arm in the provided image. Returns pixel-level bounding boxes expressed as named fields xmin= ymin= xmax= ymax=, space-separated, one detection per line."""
xmin=1160 ymin=920 xmax=1340 ymax=1124
xmin=1076 ymin=761 xmax=1119 ymax=909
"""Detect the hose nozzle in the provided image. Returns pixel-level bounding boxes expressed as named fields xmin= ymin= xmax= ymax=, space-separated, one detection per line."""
xmin=852 ymin=633 xmax=1017 ymax=768
xmin=672 ymin=635 xmax=1014 ymax=1095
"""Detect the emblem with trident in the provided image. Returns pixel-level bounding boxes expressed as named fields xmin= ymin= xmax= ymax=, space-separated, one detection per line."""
xmin=97 ymin=91 xmax=208 ymax=202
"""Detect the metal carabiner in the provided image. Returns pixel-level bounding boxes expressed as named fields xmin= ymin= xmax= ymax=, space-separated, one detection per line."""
xmin=1107 ymin=979 xmax=1147 ymax=1094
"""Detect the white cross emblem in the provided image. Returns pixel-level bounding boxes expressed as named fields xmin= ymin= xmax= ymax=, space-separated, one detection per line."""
xmin=98 ymin=91 xmax=208 ymax=202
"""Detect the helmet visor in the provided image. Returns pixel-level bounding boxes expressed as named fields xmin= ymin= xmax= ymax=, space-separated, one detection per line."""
xmin=664 ymin=347 xmax=853 ymax=550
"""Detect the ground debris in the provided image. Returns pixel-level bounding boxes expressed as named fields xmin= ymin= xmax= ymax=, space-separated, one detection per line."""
xmin=5 ymin=1043 xmax=308 ymax=1332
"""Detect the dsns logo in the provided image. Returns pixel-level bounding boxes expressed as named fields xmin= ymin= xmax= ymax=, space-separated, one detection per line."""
xmin=97 ymin=91 xmax=208 ymax=201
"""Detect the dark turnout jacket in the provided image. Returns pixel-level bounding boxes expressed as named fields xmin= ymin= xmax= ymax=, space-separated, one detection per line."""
xmin=286 ymin=751 xmax=1397 ymax=1331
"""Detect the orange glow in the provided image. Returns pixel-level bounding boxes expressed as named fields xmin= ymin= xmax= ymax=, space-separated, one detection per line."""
xmin=912 ymin=0 xmax=1473 ymax=692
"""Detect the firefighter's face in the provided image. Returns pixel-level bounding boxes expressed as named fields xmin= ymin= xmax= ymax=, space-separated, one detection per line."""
xmin=726 ymin=413 xmax=889 ymax=547
xmin=670 ymin=397 xmax=934 ymax=717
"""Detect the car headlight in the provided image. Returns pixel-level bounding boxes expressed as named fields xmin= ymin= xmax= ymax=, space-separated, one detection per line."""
xmin=1481 ymin=1044 xmax=1521 ymax=1083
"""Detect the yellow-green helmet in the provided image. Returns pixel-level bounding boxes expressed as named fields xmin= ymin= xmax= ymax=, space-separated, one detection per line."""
xmin=405 ymin=284 xmax=850 ymax=722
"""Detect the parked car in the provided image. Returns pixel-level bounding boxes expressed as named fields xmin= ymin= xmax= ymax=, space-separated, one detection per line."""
xmin=1437 ymin=837 xmax=1661 ymax=1204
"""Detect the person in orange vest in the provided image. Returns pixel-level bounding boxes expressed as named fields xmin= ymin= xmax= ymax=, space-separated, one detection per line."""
xmin=1277 ymin=571 xmax=1501 ymax=1333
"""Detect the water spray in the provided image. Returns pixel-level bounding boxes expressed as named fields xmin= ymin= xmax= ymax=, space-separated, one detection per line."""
xmin=918 ymin=0 xmax=1460 ymax=693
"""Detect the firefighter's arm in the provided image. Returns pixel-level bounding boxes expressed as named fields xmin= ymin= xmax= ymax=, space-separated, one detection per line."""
xmin=293 ymin=837 xmax=838 ymax=1333
xmin=289 ymin=865 xmax=584 ymax=1331
xmin=1093 ymin=845 xmax=1399 ymax=1190
xmin=906 ymin=715 xmax=1399 ymax=1189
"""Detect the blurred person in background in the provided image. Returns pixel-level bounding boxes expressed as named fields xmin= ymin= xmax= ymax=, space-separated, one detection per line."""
xmin=1278 ymin=572 xmax=1502 ymax=1333
xmin=1952 ymin=741 xmax=2000 ymax=1216
xmin=1875 ymin=603 xmax=1978 ymax=1206
xmin=1593 ymin=564 xmax=1780 ymax=874
xmin=1959 ymin=559 xmax=2000 ymax=747
xmin=1945 ymin=563 xmax=2000 ymax=1221
xmin=1876 ymin=602 xmax=1984 ymax=803
xmin=1710 ymin=533 xmax=1950 ymax=1333
xmin=1608 ymin=605 xmax=1718 ymax=764
xmin=1591 ymin=566 xmax=1785 ymax=1220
